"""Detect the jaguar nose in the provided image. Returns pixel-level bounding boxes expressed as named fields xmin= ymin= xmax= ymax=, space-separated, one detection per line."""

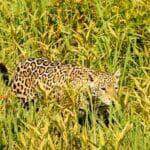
xmin=102 ymin=99 xmax=112 ymax=106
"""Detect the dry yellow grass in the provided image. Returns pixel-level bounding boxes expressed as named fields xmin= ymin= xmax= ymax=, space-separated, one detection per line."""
xmin=0 ymin=0 xmax=149 ymax=149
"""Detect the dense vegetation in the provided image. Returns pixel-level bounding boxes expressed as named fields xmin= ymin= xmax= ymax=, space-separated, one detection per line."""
xmin=0 ymin=0 xmax=149 ymax=149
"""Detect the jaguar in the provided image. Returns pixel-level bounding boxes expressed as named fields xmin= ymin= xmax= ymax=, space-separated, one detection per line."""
xmin=0 ymin=58 xmax=120 ymax=125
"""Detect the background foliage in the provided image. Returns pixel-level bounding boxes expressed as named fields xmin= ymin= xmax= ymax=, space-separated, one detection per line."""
xmin=0 ymin=0 xmax=149 ymax=149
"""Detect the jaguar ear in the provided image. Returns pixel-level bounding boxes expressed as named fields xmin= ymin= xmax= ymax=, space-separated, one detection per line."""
xmin=114 ymin=69 xmax=121 ymax=80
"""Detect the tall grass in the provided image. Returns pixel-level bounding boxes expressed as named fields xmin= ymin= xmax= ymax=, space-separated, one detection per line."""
xmin=0 ymin=0 xmax=149 ymax=149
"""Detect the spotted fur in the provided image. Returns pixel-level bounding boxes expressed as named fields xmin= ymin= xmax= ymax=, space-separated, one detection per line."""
xmin=0 ymin=58 xmax=120 ymax=126
xmin=9 ymin=58 xmax=120 ymax=107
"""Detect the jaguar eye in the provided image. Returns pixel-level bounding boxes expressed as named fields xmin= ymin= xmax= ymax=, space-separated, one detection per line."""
xmin=101 ymin=87 xmax=106 ymax=91
xmin=115 ymin=86 xmax=118 ymax=91
xmin=115 ymin=87 xmax=118 ymax=90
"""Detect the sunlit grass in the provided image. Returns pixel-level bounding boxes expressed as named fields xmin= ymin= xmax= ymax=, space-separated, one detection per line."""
xmin=0 ymin=0 xmax=150 ymax=149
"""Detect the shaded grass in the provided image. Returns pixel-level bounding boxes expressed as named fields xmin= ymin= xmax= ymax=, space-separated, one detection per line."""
xmin=0 ymin=0 xmax=150 ymax=149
